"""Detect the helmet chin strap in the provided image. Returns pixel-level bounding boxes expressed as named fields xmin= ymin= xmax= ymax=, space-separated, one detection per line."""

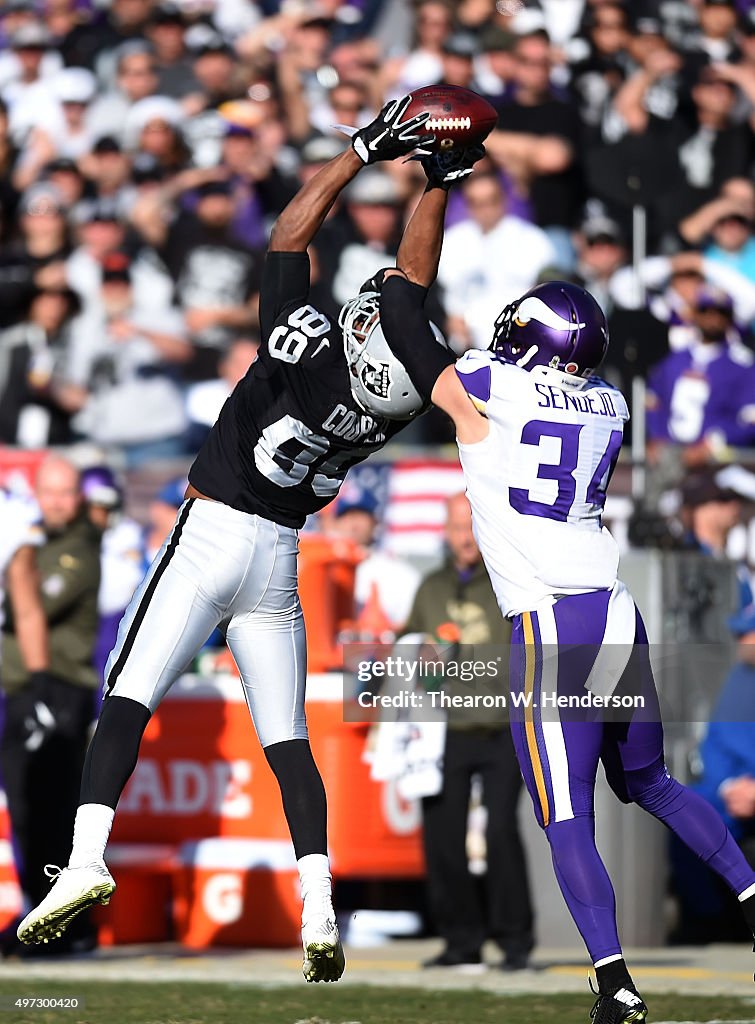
xmin=515 ymin=345 xmax=539 ymax=368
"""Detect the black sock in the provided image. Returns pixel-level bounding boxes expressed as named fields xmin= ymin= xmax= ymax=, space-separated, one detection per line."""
xmin=741 ymin=892 xmax=755 ymax=941
xmin=596 ymin=957 xmax=633 ymax=996
xmin=264 ymin=738 xmax=327 ymax=859
xmin=80 ymin=695 xmax=151 ymax=807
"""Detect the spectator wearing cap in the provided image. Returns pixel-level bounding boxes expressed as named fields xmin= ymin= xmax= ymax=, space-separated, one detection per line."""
xmin=143 ymin=477 xmax=187 ymax=566
xmin=697 ymin=602 xmax=755 ymax=867
xmin=147 ymin=3 xmax=199 ymax=102
xmin=437 ymin=31 xmax=481 ymax=92
xmin=297 ymin=133 xmax=348 ymax=186
xmin=13 ymin=66 xmax=97 ymax=193
xmin=474 ymin=26 xmax=517 ymax=106
xmin=80 ymin=136 xmax=133 ymax=205
xmin=0 ymin=182 xmax=71 ymax=329
xmin=329 ymin=487 xmax=421 ymax=632
xmin=437 ymin=170 xmax=556 ymax=350
xmin=42 ymin=157 xmax=86 ymax=208
xmin=63 ymin=251 xmax=192 ymax=465
xmin=86 ymin=43 xmax=159 ymax=146
xmin=574 ymin=211 xmax=627 ymax=314
xmin=2 ymin=22 xmax=57 ymax=144
xmin=488 ymin=30 xmax=583 ymax=267
xmin=79 ymin=465 xmax=143 ymax=685
xmin=314 ymin=167 xmax=403 ymax=311
xmin=646 ymin=285 xmax=755 ymax=460
xmin=678 ymin=468 xmax=751 ymax=585
xmin=217 ymin=121 xmax=297 ymax=252
xmin=130 ymin=168 xmax=262 ymax=379
xmin=125 ymin=95 xmax=189 ymax=174
xmin=0 ymin=2 xmax=61 ymax=96
xmin=0 ymin=281 xmax=80 ymax=445
xmin=67 ymin=195 xmax=172 ymax=319
xmin=190 ymin=37 xmax=241 ymax=112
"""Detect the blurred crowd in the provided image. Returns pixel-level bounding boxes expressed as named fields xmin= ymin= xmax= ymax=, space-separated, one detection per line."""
xmin=0 ymin=0 xmax=754 ymax=462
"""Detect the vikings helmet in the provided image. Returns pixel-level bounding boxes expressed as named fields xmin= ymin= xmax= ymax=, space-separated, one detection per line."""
xmin=340 ymin=290 xmax=447 ymax=420
xmin=80 ymin=465 xmax=122 ymax=509
xmin=491 ymin=281 xmax=608 ymax=378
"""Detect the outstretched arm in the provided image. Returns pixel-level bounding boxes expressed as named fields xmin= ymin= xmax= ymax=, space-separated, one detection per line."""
xmin=394 ymin=186 xmax=448 ymax=288
xmin=381 ymin=146 xmax=489 ymax=442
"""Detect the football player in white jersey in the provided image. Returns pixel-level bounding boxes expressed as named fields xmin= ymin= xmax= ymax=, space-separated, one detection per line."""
xmin=378 ymin=182 xmax=755 ymax=1022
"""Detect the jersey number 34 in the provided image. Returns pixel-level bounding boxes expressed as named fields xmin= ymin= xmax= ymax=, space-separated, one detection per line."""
xmin=510 ymin=420 xmax=623 ymax=523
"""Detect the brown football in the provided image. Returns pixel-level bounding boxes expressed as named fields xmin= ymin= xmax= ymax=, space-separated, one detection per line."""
xmin=405 ymin=85 xmax=498 ymax=153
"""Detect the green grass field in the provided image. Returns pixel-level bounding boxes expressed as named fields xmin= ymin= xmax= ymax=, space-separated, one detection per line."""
xmin=0 ymin=981 xmax=753 ymax=1024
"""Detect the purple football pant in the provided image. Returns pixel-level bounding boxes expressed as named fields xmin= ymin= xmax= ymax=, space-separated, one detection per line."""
xmin=509 ymin=589 xmax=755 ymax=963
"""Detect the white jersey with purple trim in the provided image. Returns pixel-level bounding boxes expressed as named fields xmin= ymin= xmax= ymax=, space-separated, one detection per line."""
xmin=454 ymin=350 xmax=630 ymax=617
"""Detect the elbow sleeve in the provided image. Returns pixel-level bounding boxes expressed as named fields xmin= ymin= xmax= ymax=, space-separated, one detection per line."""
xmin=380 ymin=276 xmax=455 ymax=399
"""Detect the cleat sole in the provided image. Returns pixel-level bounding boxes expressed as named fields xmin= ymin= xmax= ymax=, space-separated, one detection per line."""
xmin=18 ymin=881 xmax=115 ymax=946
xmin=302 ymin=939 xmax=346 ymax=983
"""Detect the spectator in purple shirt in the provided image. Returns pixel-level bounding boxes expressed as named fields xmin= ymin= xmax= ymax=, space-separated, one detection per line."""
xmin=646 ymin=284 xmax=755 ymax=463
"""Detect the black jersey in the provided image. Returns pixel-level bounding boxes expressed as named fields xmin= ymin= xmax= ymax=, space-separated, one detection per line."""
xmin=189 ymin=251 xmax=404 ymax=528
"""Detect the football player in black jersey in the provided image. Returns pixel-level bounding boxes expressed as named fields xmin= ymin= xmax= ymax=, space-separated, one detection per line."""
xmin=17 ymin=96 xmax=481 ymax=981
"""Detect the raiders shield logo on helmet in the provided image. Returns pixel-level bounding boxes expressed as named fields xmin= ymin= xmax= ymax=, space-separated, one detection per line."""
xmin=359 ymin=355 xmax=392 ymax=401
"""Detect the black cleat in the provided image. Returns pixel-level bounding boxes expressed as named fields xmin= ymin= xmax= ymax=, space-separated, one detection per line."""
xmin=590 ymin=983 xmax=648 ymax=1024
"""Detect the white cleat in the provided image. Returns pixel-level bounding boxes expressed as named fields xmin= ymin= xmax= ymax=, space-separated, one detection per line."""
xmin=17 ymin=862 xmax=115 ymax=945
xmin=301 ymin=911 xmax=345 ymax=983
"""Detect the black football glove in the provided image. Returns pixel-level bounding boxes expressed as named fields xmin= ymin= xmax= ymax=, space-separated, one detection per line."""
xmin=351 ymin=96 xmax=435 ymax=165
xmin=421 ymin=144 xmax=486 ymax=191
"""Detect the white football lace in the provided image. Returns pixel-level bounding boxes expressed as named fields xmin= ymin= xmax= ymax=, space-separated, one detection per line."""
xmin=43 ymin=864 xmax=63 ymax=882
xmin=425 ymin=116 xmax=472 ymax=131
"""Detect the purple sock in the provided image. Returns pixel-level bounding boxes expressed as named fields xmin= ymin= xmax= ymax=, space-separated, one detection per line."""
xmin=545 ymin=816 xmax=622 ymax=963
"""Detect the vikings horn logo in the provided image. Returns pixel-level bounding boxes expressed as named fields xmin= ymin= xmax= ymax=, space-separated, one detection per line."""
xmin=360 ymin=354 xmax=392 ymax=400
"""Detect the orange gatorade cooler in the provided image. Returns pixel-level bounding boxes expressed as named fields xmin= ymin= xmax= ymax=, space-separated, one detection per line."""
xmin=94 ymin=844 xmax=178 ymax=945
xmin=174 ymin=838 xmax=300 ymax=948
xmin=298 ymin=535 xmax=362 ymax=672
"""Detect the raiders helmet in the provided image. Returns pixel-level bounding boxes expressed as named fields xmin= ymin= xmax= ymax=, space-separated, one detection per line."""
xmin=339 ymin=291 xmax=446 ymax=420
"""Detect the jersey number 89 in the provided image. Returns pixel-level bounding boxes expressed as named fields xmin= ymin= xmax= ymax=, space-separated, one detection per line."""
xmin=267 ymin=306 xmax=330 ymax=364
